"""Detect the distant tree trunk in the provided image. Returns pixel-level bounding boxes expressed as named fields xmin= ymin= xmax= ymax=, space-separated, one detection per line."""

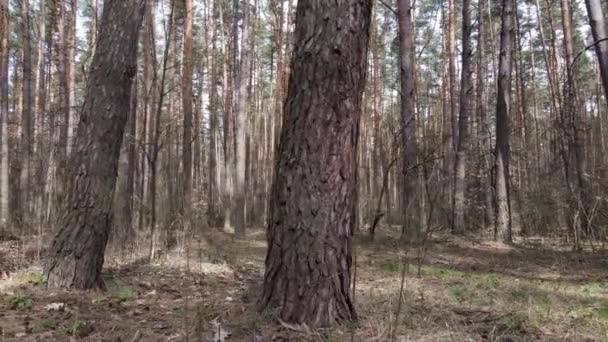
xmin=207 ymin=0 xmax=219 ymax=227
xmin=234 ymin=0 xmax=251 ymax=238
xmin=90 ymin=0 xmax=98 ymax=57
xmin=44 ymin=0 xmax=145 ymax=289
xmin=270 ymin=0 xmax=285 ymax=157
xmin=65 ymin=0 xmax=76 ymax=154
xmin=397 ymin=0 xmax=418 ymax=241
xmin=476 ymin=0 xmax=494 ymax=229
xmin=494 ymin=0 xmax=514 ymax=243
xmin=0 ymin=0 xmax=8 ymax=225
xmin=123 ymin=74 xmax=138 ymax=241
xmin=444 ymin=0 xmax=457 ymax=221
xmin=182 ymin=0 xmax=194 ymax=242
xmin=452 ymin=0 xmax=473 ymax=235
xmin=20 ymin=0 xmax=33 ymax=228
xmin=585 ymin=0 xmax=608 ymax=104
xmin=148 ymin=1 xmax=174 ymax=260
xmin=34 ymin=0 xmax=49 ymax=227
xmin=138 ymin=0 xmax=155 ymax=235
xmin=560 ymin=0 xmax=591 ymax=239
xmin=259 ymin=0 xmax=372 ymax=326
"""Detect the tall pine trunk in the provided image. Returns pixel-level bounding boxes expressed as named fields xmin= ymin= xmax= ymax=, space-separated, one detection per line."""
xmin=452 ymin=0 xmax=473 ymax=234
xmin=44 ymin=0 xmax=145 ymax=289
xmin=495 ymin=0 xmax=514 ymax=243
xmin=259 ymin=0 xmax=372 ymax=326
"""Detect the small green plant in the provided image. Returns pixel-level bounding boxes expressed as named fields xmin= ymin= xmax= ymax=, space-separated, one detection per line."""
xmin=500 ymin=313 xmax=527 ymax=333
xmin=425 ymin=266 xmax=467 ymax=279
xmin=448 ymin=284 xmax=470 ymax=302
xmin=33 ymin=319 xmax=57 ymax=333
xmin=112 ymin=285 xmax=137 ymax=301
xmin=593 ymin=305 xmax=608 ymax=321
xmin=8 ymin=295 xmax=32 ymax=311
xmin=380 ymin=261 xmax=401 ymax=273
xmin=65 ymin=320 xmax=93 ymax=338
xmin=17 ymin=272 xmax=44 ymax=286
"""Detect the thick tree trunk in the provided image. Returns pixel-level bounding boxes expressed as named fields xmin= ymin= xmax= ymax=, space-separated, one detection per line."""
xmin=259 ymin=0 xmax=372 ymax=326
xmin=44 ymin=0 xmax=144 ymax=289
xmin=494 ymin=0 xmax=514 ymax=243
xmin=585 ymin=0 xmax=608 ymax=104
xmin=452 ymin=0 xmax=473 ymax=234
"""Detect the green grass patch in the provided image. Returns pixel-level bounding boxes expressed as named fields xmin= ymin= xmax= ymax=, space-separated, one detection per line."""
xmin=425 ymin=265 xmax=468 ymax=279
xmin=33 ymin=319 xmax=57 ymax=333
xmin=593 ymin=305 xmax=608 ymax=321
xmin=380 ymin=261 xmax=402 ymax=273
xmin=15 ymin=272 xmax=45 ymax=286
xmin=65 ymin=320 xmax=93 ymax=338
xmin=7 ymin=295 xmax=32 ymax=311
xmin=102 ymin=273 xmax=137 ymax=301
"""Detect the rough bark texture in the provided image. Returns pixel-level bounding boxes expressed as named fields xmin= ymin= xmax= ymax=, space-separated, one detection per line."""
xmin=452 ymin=0 xmax=473 ymax=234
xmin=0 ymin=0 xmax=9 ymax=225
xmin=495 ymin=0 xmax=514 ymax=243
xmin=44 ymin=0 xmax=145 ymax=289
xmin=585 ymin=0 xmax=608 ymax=105
xmin=234 ymin=0 xmax=251 ymax=238
xmin=259 ymin=0 xmax=372 ymax=326
xmin=397 ymin=0 xmax=418 ymax=241
xmin=182 ymin=0 xmax=194 ymax=238
xmin=20 ymin=0 xmax=33 ymax=223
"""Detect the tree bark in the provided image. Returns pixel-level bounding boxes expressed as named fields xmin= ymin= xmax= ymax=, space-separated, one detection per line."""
xmin=182 ymin=0 xmax=194 ymax=240
xmin=585 ymin=0 xmax=608 ymax=105
xmin=234 ymin=0 xmax=251 ymax=238
xmin=20 ymin=0 xmax=33 ymax=227
xmin=44 ymin=0 xmax=145 ymax=289
xmin=0 ymin=0 xmax=8 ymax=225
xmin=452 ymin=0 xmax=473 ymax=234
xmin=494 ymin=0 xmax=514 ymax=243
xmin=259 ymin=0 xmax=372 ymax=326
xmin=397 ymin=0 xmax=418 ymax=241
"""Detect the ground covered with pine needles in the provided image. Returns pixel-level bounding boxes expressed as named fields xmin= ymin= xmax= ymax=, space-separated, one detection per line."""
xmin=1 ymin=227 xmax=608 ymax=341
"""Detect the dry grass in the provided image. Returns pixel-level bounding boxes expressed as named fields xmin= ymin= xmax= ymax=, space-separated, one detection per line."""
xmin=1 ymin=226 xmax=608 ymax=341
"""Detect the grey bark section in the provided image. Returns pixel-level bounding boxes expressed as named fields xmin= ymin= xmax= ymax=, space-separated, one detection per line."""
xmin=44 ymin=0 xmax=145 ymax=289
xmin=585 ymin=0 xmax=608 ymax=104
xmin=495 ymin=0 xmax=514 ymax=242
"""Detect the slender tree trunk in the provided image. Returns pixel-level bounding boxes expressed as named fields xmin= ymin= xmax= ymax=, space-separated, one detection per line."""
xmin=495 ymin=0 xmax=514 ymax=243
xmin=149 ymin=1 xmax=174 ymax=260
xmin=182 ymin=0 xmax=194 ymax=242
xmin=560 ymin=0 xmax=591 ymax=238
xmin=452 ymin=0 xmax=473 ymax=234
xmin=585 ymin=0 xmax=608 ymax=104
xmin=44 ymin=0 xmax=145 ymax=289
xmin=259 ymin=0 xmax=372 ymax=326
xmin=397 ymin=0 xmax=418 ymax=241
xmin=207 ymin=0 xmax=219 ymax=227
xmin=0 ymin=0 xmax=8 ymax=225
xmin=20 ymin=0 xmax=34 ymax=229
xmin=234 ymin=0 xmax=251 ymax=238
xmin=476 ymin=0 xmax=493 ymax=229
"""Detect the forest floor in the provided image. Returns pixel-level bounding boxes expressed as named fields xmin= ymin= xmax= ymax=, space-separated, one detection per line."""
xmin=1 ymin=227 xmax=608 ymax=341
